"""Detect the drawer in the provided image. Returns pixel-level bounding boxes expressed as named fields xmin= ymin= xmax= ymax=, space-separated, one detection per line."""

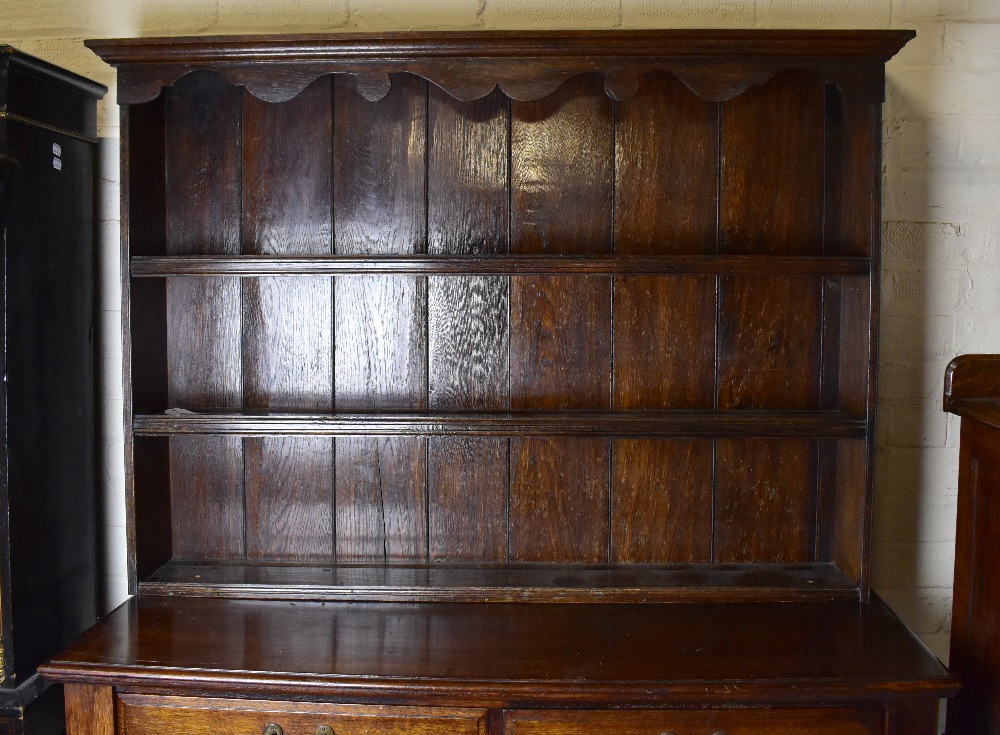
xmin=118 ymin=695 xmax=487 ymax=735
xmin=503 ymin=708 xmax=883 ymax=735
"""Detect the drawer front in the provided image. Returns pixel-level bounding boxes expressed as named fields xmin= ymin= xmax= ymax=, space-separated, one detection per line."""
xmin=504 ymin=708 xmax=882 ymax=735
xmin=119 ymin=695 xmax=487 ymax=735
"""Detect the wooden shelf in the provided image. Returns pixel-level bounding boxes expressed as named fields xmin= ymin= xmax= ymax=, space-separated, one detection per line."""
xmin=134 ymin=410 xmax=867 ymax=438
xmin=139 ymin=561 xmax=858 ymax=603
xmin=40 ymin=594 xmax=956 ymax=705
xmin=131 ymin=254 xmax=872 ymax=277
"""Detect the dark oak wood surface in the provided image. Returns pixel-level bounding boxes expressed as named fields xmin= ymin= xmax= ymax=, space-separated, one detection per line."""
xmin=945 ymin=355 xmax=1000 ymax=735
xmin=41 ymin=595 xmax=954 ymax=705
xmin=50 ymin=29 xmax=945 ymax=735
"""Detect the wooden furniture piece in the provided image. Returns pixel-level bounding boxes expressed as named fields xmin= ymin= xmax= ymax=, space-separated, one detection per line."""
xmin=42 ymin=30 xmax=956 ymax=735
xmin=0 ymin=47 xmax=105 ymax=735
xmin=943 ymin=355 xmax=1000 ymax=735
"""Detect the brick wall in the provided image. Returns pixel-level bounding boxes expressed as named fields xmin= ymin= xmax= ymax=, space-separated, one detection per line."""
xmin=4 ymin=0 xmax=998 ymax=680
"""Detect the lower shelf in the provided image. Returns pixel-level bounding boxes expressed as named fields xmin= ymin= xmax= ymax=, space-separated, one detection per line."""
xmin=139 ymin=561 xmax=859 ymax=603
xmin=41 ymin=594 xmax=956 ymax=706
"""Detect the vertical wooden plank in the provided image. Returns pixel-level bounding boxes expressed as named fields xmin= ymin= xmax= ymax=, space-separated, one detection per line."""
xmin=245 ymin=437 xmax=334 ymax=560
xmin=816 ymin=438 xmax=865 ymax=583
xmin=612 ymin=439 xmax=713 ymax=563
xmin=427 ymin=86 xmax=510 ymax=410
xmin=509 ymin=77 xmax=613 ymax=560
xmin=837 ymin=276 xmax=872 ymax=417
xmin=334 ymin=74 xmax=428 ymax=562
xmin=163 ymin=71 xmax=245 ymax=563
xmin=715 ymin=438 xmax=817 ymax=563
xmin=613 ymin=275 xmax=715 ymax=410
xmin=241 ymin=81 xmax=336 ymax=561
xmin=164 ymin=71 xmax=242 ymax=257
xmin=64 ymin=683 xmax=114 ymax=735
xmin=511 ymin=276 xmax=611 ymax=410
xmin=825 ymin=89 xmax=878 ymax=257
xmin=510 ymin=437 xmax=609 ymax=562
xmin=615 ymin=73 xmax=718 ymax=254
xmin=335 ymin=437 xmax=427 ymax=563
xmin=333 ymin=73 xmax=426 ymax=255
xmin=426 ymin=87 xmax=510 ymax=563
xmin=170 ymin=436 xmax=245 ymax=560
xmin=511 ymin=74 xmax=613 ymax=254
xmin=717 ymin=276 xmax=822 ymax=410
xmin=428 ymin=438 xmax=507 ymax=562
xmin=720 ymin=70 xmax=825 ymax=255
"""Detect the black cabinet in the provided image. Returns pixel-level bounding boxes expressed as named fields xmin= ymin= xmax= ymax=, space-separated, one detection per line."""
xmin=0 ymin=46 xmax=105 ymax=735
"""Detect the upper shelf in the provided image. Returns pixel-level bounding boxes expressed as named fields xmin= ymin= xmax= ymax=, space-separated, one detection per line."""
xmin=131 ymin=254 xmax=872 ymax=277
xmin=135 ymin=410 xmax=866 ymax=438
xmin=86 ymin=29 xmax=914 ymax=105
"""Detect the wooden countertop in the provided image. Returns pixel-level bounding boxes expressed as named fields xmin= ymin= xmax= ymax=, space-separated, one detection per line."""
xmin=41 ymin=595 xmax=956 ymax=707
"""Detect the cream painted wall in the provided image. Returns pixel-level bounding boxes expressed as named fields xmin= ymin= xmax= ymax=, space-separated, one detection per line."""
xmin=4 ymin=0 xmax=999 ymax=672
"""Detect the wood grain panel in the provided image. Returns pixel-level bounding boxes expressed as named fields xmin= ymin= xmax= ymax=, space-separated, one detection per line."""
xmin=169 ymin=436 xmax=244 ymax=560
xmin=615 ymin=73 xmax=719 ymax=254
xmin=335 ymin=275 xmax=426 ymax=410
xmin=611 ymin=439 xmax=713 ymax=563
xmin=509 ymin=438 xmax=609 ymax=562
xmin=164 ymin=70 xmax=241 ymax=256
xmin=335 ymin=437 xmax=426 ymax=563
xmin=428 ymin=86 xmax=508 ymax=256
xmin=243 ymin=77 xmax=333 ymax=255
xmin=717 ymin=276 xmax=822 ymax=410
xmin=825 ymin=89 xmax=877 ymax=256
xmin=427 ymin=88 xmax=510 ymax=411
xmin=511 ymin=276 xmax=611 ymax=410
xmin=613 ymin=275 xmax=715 ymax=409
xmin=715 ymin=438 xmax=817 ymax=563
xmin=64 ymin=684 xmax=114 ymax=735
xmin=333 ymin=73 xmax=426 ymax=255
xmin=119 ymin=695 xmax=486 ymax=735
xmin=428 ymin=437 xmax=507 ymax=562
xmin=163 ymin=71 xmax=243 ymax=411
xmin=245 ymin=437 xmax=334 ymax=561
xmin=837 ymin=276 xmax=871 ymax=418
xmin=816 ymin=438 xmax=865 ymax=582
xmin=720 ymin=70 xmax=825 ymax=255
xmin=511 ymin=74 xmax=613 ymax=254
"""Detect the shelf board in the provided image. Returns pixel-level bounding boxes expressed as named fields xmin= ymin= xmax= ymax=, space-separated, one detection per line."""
xmin=140 ymin=561 xmax=858 ymax=603
xmin=130 ymin=254 xmax=871 ymax=277
xmin=133 ymin=410 xmax=867 ymax=438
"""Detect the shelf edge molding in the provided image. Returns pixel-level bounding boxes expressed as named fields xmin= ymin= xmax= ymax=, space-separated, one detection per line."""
xmin=130 ymin=254 xmax=873 ymax=277
xmin=134 ymin=411 xmax=867 ymax=438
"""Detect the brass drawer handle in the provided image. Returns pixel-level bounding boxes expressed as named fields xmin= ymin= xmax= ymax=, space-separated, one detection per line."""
xmin=263 ymin=725 xmax=283 ymax=735
xmin=316 ymin=728 xmax=335 ymax=735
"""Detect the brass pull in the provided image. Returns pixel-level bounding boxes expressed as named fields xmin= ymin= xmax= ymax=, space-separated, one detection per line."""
xmin=263 ymin=725 xmax=283 ymax=735
xmin=316 ymin=728 xmax=336 ymax=735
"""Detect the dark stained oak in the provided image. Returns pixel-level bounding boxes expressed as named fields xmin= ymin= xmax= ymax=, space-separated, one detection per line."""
xmin=137 ymin=560 xmax=860 ymax=603
xmin=56 ymin=29 xmax=947 ymax=735
xmin=335 ymin=437 xmax=427 ymax=563
xmin=614 ymin=72 xmax=719 ymax=255
xmin=945 ymin=356 xmax=1000 ymax=735
xmin=715 ymin=439 xmax=817 ymax=563
xmin=133 ymin=410 xmax=867 ymax=438
xmin=720 ymin=70 xmax=825 ymax=256
xmin=40 ymin=595 xmax=955 ymax=706
xmin=613 ymin=276 xmax=715 ymax=410
xmin=611 ymin=439 xmax=713 ymax=563
xmin=509 ymin=438 xmax=609 ymax=563
xmin=511 ymin=74 xmax=612 ymax=255
xmin=63 ymin=684 xmax=114 ymax=735
xmin=131 ymin=254 xmax=872 ymax=276
xmin=717 ymin=276 xmax=822 ymax=410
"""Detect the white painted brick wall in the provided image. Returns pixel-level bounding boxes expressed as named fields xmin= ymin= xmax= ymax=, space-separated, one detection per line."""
xmin=4 ymin=3 xmax=998 ymax=705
